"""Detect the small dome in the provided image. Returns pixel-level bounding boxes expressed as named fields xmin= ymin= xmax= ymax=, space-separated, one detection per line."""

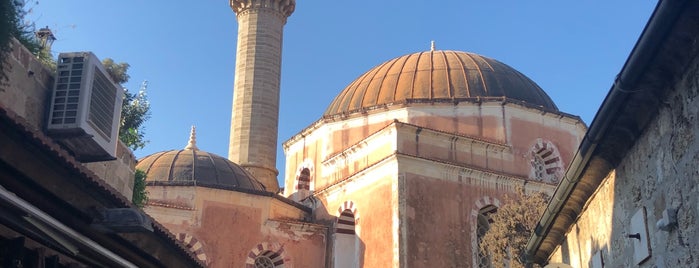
xmin=136 ymin=127 xmax=266 ymax=192
xmin=324 ymin=50 xmax=558 ymax=116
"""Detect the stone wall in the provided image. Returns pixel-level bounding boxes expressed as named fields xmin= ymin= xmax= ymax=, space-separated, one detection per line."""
xmin=0 ymin=39 xmax=54 ymax=126
xmin=229 ymin=5 xmax=289 ymax=192
xmin=549 ymin=47 xmax=699 ymax=268
xmin=0 ymin=39 xmax=136 ymax=202
xmin=84 ymin=142 xmax=136 ymax=201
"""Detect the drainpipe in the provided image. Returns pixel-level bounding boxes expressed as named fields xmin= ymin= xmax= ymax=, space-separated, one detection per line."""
xmin=525 ymin=0 xmax=689 ymax=264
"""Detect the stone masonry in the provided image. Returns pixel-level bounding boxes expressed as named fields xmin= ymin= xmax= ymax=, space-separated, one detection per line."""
xmin=228 ymin=0 xmax=295 ymax=193
xmin=549 ymin=43 xmax=699 ymax=268
xmin=0 ymin=38 xmax=136 ymax=202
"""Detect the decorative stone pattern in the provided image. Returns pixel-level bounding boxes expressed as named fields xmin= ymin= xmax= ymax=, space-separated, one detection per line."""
xmin=228 ymin=0 xmax=295 ymax=193
xmin=245 ymin=242 xmax=290 ymax=268
xmin=336 ymin=201 xmax=360 ymax=235
xmin=177 ymin=233 xmax=209 ymax=265
xmin=295 ymin=168 xmax=311 ymax=190
xmin=230 ymin=0 xmax=295 ymax=19
xmin=288 ymin=160 xmax=314 ymax=201
xmin=549 ymin=48 xmax=699 ymax=268
xmin=528 ymin=138 xmax=563 ymax=184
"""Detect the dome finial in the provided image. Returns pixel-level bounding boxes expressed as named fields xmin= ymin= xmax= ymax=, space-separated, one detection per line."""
xmin=430 ymin=40 xmax=435 ymax=51
xmin=185 ymin=126 xmax=198 ymax=150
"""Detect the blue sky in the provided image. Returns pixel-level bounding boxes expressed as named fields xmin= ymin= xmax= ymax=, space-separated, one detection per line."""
xmin=29 ymin=1 xmax=657 ymax=184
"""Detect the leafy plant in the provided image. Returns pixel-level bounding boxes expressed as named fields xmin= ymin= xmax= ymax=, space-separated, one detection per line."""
xmin=0 ymin=1 xmax=55 ymax=80
xmin=480 ymin=187 xmax=548 ymax=268
xmin=132 ymin=169 xmax=149 ymax=208
xmin=102 ymin=58 xmax=151 ymax=151
xmin=102 ymin=59 xmax=151 ymax=207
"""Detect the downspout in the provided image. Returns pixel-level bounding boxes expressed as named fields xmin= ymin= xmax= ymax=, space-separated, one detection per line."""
xmin=525 ymin=0 xmax=689 ymax=264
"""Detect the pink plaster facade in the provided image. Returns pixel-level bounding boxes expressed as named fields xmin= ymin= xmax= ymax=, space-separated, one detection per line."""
xmin=282 ymin=102 xmax=586 ymax=267
xmin=144 ymin=186 xmax=327 ymax=267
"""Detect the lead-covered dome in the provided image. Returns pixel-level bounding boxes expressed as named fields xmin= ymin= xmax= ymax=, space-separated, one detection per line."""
xmin=136 ymin=127 xmax=266 ymax=192
xmin=324 ymin=50 xmax=558 ymax=116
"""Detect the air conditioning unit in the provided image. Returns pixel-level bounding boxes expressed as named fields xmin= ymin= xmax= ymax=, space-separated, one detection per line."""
xmin=47 ymin=52 xmax=124 ymax=162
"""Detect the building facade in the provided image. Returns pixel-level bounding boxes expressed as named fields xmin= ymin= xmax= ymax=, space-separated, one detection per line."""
xmin=140 ymin=1 xmax=587 ymax=267
xmin=526 ymin=1 xmax=699 ymax=267
xmin=0 ymin=38 xmax=204 ymax=267
xmin=282 ymin=50 xmax=586 ymax=267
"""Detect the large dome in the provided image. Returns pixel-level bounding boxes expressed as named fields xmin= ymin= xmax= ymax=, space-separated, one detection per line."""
xmin=136 ymin=128 xmax=267 ymax=192
xmin=324 ymin=50 xmax=558 ymax=116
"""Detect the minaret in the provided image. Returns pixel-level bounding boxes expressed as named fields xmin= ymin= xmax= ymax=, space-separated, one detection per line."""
xmin=228 ymin=0 xmax=295 ymax=193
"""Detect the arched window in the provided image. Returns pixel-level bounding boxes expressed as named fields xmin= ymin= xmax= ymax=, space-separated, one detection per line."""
xmin=290 ymin=165 xmax=314 ymax=202
xmin=254 ymin=250 xmax=281 ymax=268
xmin=295 ymin=168 xmax=311 ymax=191
xmin=528 ymin=138 xmax=563 ymax=184
xmin=336 ymin=209 xmax=356 ymax=235
xmin=177 ymin=233 xmax=208 ymax=265
xmin=334 ymin=201 xmax=360 ymax=268
xmin=477 ymin=205 xmax=497 ymax=268
xmin=245 ymin=243 xmax=289 ymax=268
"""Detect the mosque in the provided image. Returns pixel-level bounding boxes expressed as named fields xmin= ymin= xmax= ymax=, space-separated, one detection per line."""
xmin=136 ymin=0 xmax=586 ymax=267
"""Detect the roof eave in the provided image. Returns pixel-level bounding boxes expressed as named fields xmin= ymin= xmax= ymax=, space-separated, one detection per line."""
xmin=525 ymin=0 xmax=699 ymax=264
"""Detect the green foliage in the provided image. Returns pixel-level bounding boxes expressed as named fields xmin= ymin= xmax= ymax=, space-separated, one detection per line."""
xmin=102 ymin=58 xmax=150 ymax=151
xmin=480 ymin=187 xmax=548 ymax=268
xmin=132 ymin=169 xmax=149 ymax=208
xmin=8 ymin=1 xmax=40 ymax=54
xmin=102 ymin=58 xmax=130 ymax=84
xmin=102 ymin=59 xmax=150 ymax=207
xmin=35 ymin=44 xmax=56 ymax=72
xmin=119 ymin=86 xmax=150 ymax=150
xmin=0 ymin=0 xmax=23 ymax=81
xmin=1 ymin=1 xmax=55 ymax=81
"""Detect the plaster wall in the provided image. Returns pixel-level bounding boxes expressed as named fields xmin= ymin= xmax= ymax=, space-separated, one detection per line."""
xmin=549 ymin=50 xmax=699 ymax=268
xmin=145 ymin=186 xmax=327 ymax=267
xmin=284 ymin=103 xmax=584 ymax=199
xmin=314 ymin=160 xmax=398 ymax=268
xmin=398 ymin=154 xmax=555 ymax=268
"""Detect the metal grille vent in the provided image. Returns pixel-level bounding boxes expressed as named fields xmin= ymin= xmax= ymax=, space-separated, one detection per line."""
xmin=50 ymin=56 xmax=85 ymax=125
xmin=89 ymin=66 xmax=118 ymax=140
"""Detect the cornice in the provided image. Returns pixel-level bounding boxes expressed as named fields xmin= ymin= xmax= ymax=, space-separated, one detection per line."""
xmin=230 ymin=0 xmax=295 ymax=18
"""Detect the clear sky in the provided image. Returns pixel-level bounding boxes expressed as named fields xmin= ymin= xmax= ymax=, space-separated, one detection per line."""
xmin=29 ymin=1 xmax=657 ymax=184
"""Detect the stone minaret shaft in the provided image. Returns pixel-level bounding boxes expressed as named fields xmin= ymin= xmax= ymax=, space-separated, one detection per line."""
xmin=229 ymin=0 xmax=294 ymax=193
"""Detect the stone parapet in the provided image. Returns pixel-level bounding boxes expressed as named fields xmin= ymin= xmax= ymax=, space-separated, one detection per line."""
xmin=0 ymin=39 xmax=54 ymax=128
xmin=1 ymin=38 xmax=137 ymax=202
